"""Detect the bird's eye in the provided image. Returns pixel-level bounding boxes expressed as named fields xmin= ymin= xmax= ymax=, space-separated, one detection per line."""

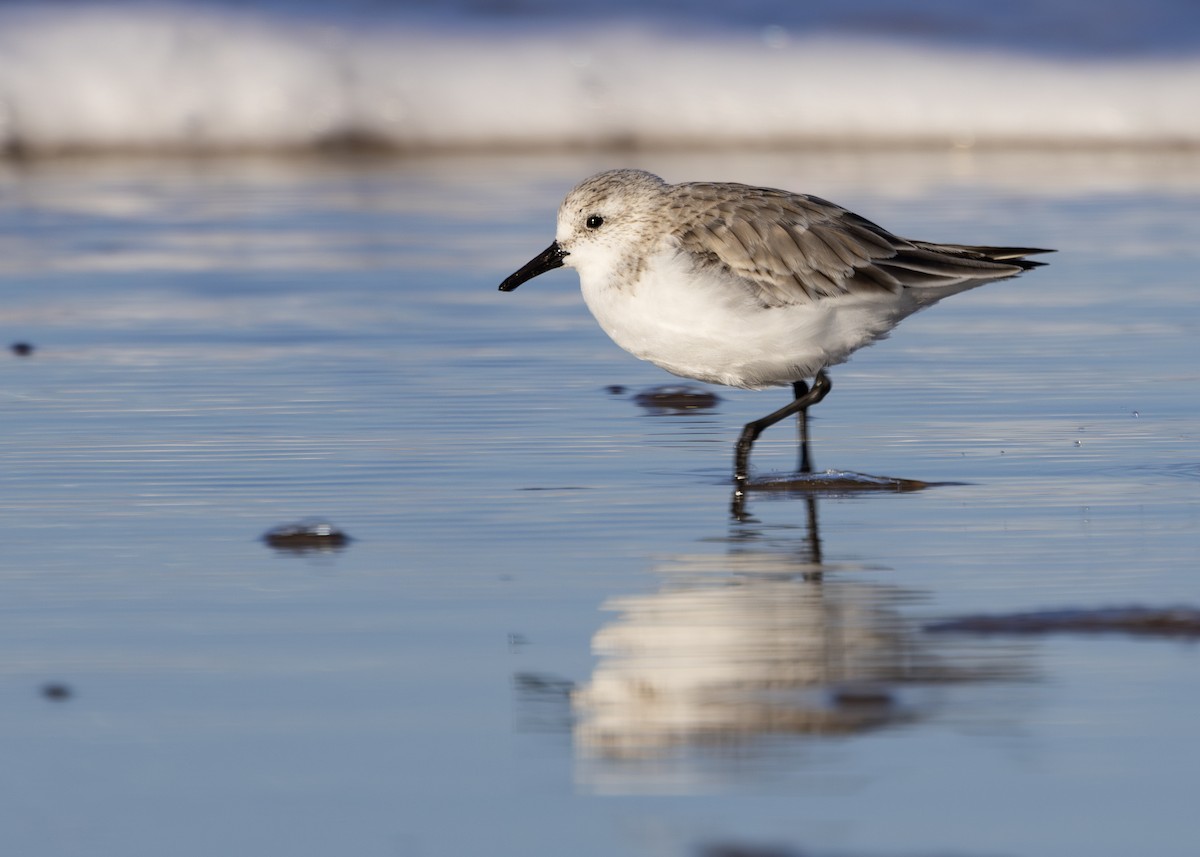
xmin=585 ymin=215 xmax=604 ymax=229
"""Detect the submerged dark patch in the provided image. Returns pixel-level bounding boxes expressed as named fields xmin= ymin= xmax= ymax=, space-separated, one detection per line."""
xmin=926 ymin=606 xmax=1200 ymax=638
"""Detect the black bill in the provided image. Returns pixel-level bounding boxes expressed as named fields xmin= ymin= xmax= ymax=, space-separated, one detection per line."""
xmin=498 ymin=242 xmax=568 ymax=292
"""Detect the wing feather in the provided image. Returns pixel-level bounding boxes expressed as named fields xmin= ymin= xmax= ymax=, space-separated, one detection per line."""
xmin=671 ymin=182 xmax=1049 ymax=307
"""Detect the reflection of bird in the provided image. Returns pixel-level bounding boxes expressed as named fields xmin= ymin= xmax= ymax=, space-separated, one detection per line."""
xmin=557 ymin=496 xmax=1031 ymax=792
xmin=500 ymin=169 xmax=1050 ymax=485
xmin=573 ymin=551 xmax=925 ymax=767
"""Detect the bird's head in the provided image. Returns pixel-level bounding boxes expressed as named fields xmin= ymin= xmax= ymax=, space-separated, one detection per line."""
xmin=499 ymin=169 xmax=669 ymax=292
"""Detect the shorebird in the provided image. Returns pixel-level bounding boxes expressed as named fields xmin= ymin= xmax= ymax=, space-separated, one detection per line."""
xmin=500 ymin=169 xmax=1050 ymax=487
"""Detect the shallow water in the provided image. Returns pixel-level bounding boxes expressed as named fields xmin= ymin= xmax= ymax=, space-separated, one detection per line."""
xmin=1 ymin=150 xmax=1197 ymax=856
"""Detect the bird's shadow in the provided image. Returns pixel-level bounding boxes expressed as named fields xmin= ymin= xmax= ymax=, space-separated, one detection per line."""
xmin=731 ymin=469 xmax=962 ymax=521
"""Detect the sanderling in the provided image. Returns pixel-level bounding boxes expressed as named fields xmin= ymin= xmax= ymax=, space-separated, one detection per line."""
xmin=500 ymin=169 xmax=1050 ymax=487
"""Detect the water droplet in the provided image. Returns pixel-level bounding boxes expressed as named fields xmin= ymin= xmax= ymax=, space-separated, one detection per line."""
xmin=1132 ymin=410 xmax=1140 ymax=418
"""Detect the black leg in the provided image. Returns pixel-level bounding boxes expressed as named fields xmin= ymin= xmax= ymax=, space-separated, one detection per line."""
xmin=793 ymin=380 xmax=816 ymax=474
xmin=734 ymin=371 xmax=831 ymax=488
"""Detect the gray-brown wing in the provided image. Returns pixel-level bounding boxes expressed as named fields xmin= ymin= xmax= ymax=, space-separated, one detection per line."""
xmin=671 ymin=182 xmax=1042 ymax=307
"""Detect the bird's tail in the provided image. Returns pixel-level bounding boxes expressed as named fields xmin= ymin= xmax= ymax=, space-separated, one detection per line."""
xmin=925 ymin=244 xmax=1055 ymax=270
xmin=883 ymin=242 xmax=1053 ymax=301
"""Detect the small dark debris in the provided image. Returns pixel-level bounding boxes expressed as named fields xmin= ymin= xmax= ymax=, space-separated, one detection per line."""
xmin=41 ymin=682 xmax=72 ymax=701
xmin=926 ymin=606 xmax=1200 ymax=639
xmin=513 ymin=672 xmax=575 ymax=733
xmin=698 ymin=845 xmax=802 ymax=857
xmin=262 ymin=519 xmax=350 ymax=552
xmin=604 ymin=384 xmax=627 ymax=395
xmin=512 ymin=672 xmax=574 ymax=697
xmin=632 ymin=383 xmax=720 ymax=413
xmin=830 ymin=684 xmax=895 ymax=709
xmin=11 ymin=342 xmax=34 ymax=356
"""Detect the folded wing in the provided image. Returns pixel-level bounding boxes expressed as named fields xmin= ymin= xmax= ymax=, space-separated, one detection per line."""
xmin=672 ymin=182 xmax=1051 ymax=307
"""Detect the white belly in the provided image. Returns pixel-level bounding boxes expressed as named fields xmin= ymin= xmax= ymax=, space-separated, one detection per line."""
xmin=578 ymin=251 xmax=915 ymax=390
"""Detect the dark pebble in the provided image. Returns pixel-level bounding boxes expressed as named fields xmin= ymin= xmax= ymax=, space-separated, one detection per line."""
xmin=42 ymin=683 xmax=72 ymax=701
xmin=604 ymin=384 xmax=627 ymax=395
xmin=11 ymin=342 xmax=34 ymax=356
xmin=632 ymin=383 xmax=720 ymax=413
xmin=263 ymin=519 xmax=351 ymax=551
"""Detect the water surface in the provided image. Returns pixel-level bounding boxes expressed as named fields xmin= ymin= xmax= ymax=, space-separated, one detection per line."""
xmin=1 ymin=150 xmax=1197 ymax=856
